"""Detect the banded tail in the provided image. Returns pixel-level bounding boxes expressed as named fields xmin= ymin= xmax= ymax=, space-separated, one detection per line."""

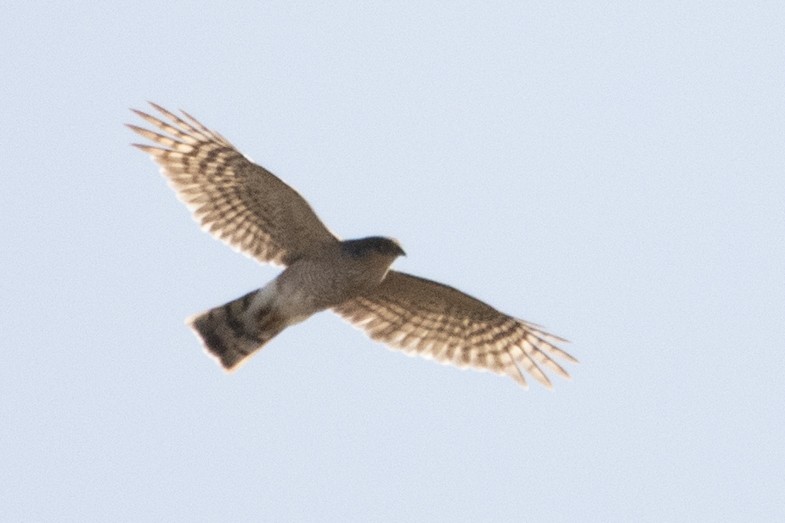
xmin=187 ymin=288 xmax=287 ymax=370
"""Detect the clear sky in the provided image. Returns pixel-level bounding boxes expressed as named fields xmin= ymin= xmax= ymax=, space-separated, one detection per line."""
xmin=2 ymin=2 xmax=783 ymax=521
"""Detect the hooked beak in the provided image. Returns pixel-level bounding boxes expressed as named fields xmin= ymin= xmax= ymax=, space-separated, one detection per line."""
xmin=391 ymin=239 xmax=406 ymax=257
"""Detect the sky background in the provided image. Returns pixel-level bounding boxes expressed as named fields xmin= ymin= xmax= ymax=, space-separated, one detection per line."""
xmin=2 ymin=2 xmax=784 ymax=521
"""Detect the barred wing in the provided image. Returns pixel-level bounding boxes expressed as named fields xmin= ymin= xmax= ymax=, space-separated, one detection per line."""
xmin=333 ymin=271 xmax=576 ymax=389
xmin=128 ymin=103 xmax=338 ymax=266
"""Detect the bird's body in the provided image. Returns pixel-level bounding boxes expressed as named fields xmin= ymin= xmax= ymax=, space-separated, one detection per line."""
xmin=189 ymin=236 xmax=405 ymax=369
xmin=128 ymin=103 xmax=577 ymax=389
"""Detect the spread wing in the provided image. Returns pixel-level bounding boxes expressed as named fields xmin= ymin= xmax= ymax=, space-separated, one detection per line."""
xmin=333 ymin=271 xmax=576 ymax=389
xmin=127 ymin=103 xmax=338 ymax=266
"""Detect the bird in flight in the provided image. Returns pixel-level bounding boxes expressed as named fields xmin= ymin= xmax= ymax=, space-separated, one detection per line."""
xmin=128 ymin=103 xmax=576 ymax=389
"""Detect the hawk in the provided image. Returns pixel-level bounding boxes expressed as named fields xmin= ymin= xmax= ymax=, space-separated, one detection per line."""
xmin=128 ymin=103 xmax=576 ymax=389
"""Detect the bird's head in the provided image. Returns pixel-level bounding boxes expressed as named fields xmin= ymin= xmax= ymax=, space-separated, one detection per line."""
xmin=341 ymin=236 xmax=406 ymax=259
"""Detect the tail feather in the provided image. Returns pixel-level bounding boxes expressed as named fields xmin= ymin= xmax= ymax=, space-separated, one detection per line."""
xmin=187 ymin=289 xmax=286 ymax=371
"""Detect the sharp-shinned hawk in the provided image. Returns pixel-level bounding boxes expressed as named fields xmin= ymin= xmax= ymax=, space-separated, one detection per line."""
xmin=128 ymin=103 xmax=576 ymax=389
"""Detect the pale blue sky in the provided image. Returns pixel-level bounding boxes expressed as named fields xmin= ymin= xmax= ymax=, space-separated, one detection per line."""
xmin=2 ymin=2 xmax=784 ymax=521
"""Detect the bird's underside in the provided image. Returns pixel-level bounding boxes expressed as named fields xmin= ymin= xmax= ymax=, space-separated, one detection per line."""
xmin=128 ymin=102 xmax=577 ymax=389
